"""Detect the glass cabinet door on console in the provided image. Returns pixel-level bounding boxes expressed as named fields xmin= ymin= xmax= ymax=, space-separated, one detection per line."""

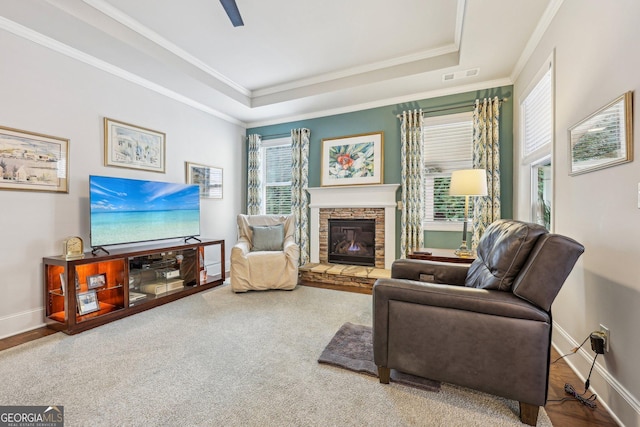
xmin=74 ymin=259 xmax=126 ymax=320
xmin=44 ymin=257 xmax=126 ymax=330
xmin=128 ymin=248 xmax=198 ymax=306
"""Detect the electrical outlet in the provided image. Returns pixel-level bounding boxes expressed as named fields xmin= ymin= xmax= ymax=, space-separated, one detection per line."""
xmin=599 ymin=324 xmax=610 ymax=352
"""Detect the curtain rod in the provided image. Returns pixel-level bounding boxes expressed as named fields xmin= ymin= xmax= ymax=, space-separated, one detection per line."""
xmin=245 ymin=132 xmax=290 ymax=140
xmin=396 ymin=97 xmax=508 ymax=119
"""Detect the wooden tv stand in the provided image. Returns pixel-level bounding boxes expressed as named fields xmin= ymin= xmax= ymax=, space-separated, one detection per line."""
xmin=43 ymin=239 xmax=224 ymax=334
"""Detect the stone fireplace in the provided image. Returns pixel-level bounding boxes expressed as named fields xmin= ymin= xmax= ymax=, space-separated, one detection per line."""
xmin=328 ymin=218 xmax=376 ymax=266
xmin=307 ymin=184 xmax=399 ymax=270
xmin=322 ymin=211 xmax=382 ymax=267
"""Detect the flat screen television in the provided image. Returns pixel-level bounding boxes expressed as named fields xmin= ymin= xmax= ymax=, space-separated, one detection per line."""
xmin=90 ymin=175 xmax=200 ymax=248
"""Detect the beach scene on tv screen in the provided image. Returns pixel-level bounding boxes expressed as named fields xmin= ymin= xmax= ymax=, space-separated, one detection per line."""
xmin=90 ymin=176 xmax=200 ymax=247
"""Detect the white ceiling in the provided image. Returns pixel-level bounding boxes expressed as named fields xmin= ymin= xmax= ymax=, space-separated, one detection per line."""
xmin=0 ymin=0 xmax=555 ymax=127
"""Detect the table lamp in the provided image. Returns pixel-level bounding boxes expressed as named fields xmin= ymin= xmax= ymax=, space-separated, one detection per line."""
xmin=449 ymin=169 xmax=488 ymax=257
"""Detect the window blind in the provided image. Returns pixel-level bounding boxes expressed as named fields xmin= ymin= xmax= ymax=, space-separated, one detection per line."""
xmin=263 ymin=142 xmax=292 ymax=215
xmin=423 ymin=112 xmax=474 ymax=223
xmin=522 ymin=67 xmax=552 ymax=158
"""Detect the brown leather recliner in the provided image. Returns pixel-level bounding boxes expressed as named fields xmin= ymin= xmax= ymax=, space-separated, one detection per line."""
xmin=373 ymin=219 xmax=584 ymax=426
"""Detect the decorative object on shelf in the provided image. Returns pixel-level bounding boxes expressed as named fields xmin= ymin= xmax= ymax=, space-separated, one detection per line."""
xmin=569 ymin=91 xmax=633 ymax=176
xmin=87 ymin=273 xmax=107 ymax=289
xmin=141 ymin=279 xmax=184 ymax=295
xmin=129 ymin=291 xmax=147 ymax=303
xmin=321 ymin=132 xmax=384 ymax=187
xmin=0 ymin=125 xmax=69 ymax=193
xmin=185 ymin=161 xmax=223 ymax=199
xmin=449 ymin=169 xmax=488 ymax=257
xmin=104 ymin=117 xmax=166 ymax=173
xmin=77 ymin=290 xmax=100 ymax=315
xmin=62 ymin=236 xmax=85 ymax=260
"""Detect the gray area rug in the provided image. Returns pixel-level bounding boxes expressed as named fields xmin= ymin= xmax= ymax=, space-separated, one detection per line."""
xmin=319 ymin=322 xmax=441 ymax=392
xmin=0 ymin=285 xmax=552 ymax=426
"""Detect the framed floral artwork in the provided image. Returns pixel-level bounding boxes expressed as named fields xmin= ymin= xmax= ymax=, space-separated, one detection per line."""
xmin=321 ymin=132 xmax=384 ymax=187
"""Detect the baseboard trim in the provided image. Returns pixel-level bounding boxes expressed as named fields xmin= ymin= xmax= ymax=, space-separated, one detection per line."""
xmin=0 ymin=308 xmax=46 ymax=340
xmin=553 ymin=321 xmax=639 ymax=427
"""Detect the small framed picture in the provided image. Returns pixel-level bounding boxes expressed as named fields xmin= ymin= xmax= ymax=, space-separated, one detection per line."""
xmin=77 ymin=290 xmax=100 ymax=315
xmin=59 ymin=272 xmax=66 ymax=295
xmin=186 ymin=161 xmax=223 ymax=199
xmin=87 ymin=273 xmax=107 ymax=289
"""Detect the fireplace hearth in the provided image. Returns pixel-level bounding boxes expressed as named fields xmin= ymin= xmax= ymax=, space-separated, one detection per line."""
xmin=328 ymin=219 xmax=375 ymax=266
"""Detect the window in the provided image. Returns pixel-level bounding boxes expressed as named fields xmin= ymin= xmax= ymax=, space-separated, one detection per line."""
xmin=522 ymin=65 xmax=552 ymax=161
xmin=423 ymin=111 xmax=474 ymax=230
xmin=521 ymin=57 xmax=553 ymax=230
xmin=532 ymin=157 xmax=551 ymax=230
xmin=261 ymin=138 xmax=292 ymax=215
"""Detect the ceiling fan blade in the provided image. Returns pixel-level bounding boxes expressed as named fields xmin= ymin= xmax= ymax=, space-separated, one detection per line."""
xmin=219 ymin=0 xmax=244 ymax=27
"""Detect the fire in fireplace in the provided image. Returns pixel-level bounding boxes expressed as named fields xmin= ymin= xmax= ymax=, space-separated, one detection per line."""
xmin=328 ymin=219 xmax=375 ymax=266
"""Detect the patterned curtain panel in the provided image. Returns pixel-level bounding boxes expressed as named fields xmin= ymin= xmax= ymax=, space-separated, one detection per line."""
xmin=291 ymin=128 xmax=310 ymax=265
xmin=472 ymin=97 xmax=501 ymax=248
xmin=400 ymin=110 xmax=424 ymax=258
xmin=247 ymin=134 xmax=262 ymax=215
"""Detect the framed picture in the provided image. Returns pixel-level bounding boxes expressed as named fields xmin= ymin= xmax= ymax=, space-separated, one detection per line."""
xmin=87 ymin=273 xmax=107 ymax=289
xmin=104 ymin=117 xmax=166 ymax=173
xmin=59 ymin=272 xmax=66 ymax=295
xmin=60 ymin=273 xmax=66 ymax=295
xmin=321 ymin=132 xmax=384 ymax=187
xmin=569 ymin=91 xmax=633 ymax=176
xmin=186 ymin=161 xmax=223 ymax=199
xmin=77 ymin=290 xmax=100 ymax=315
xmin=0 ymin=126 xmax=69 ymax=193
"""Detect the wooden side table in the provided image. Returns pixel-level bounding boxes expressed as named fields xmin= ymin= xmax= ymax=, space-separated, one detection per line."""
xmin=408 ymin=248 xmax=476 ymax=264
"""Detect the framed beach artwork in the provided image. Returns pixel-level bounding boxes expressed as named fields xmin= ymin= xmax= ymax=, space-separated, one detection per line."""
xmin=569 ymin=91 xmax=633 ymax=176
xmin=104 ymin=118 xmax=166 ymax=173
xmin=0 ymin=126 xmax=69 ymax=193
xmin=185 ymin=162 xmax=223 ymax=199
xmin=321 ymin=132 xmax=384 ymax=187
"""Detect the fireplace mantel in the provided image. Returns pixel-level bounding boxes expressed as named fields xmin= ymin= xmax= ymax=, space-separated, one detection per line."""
xmin=307 ymin=184 xmax=400 ymax=269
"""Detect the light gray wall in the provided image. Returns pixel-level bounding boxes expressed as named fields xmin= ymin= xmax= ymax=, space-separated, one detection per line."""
xmin=513 ymin=1 xmax=640 ymax=425
xmin=0 ymin=30 xmax=244 ymax=338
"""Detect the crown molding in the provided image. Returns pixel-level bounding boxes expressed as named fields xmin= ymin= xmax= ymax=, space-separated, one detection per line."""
xmin=81 ymin=0 xmax=465 ymax=107
xmin=0 ymin=16 xmax=244 ymax=126
xmin=246 ymin=77 xmax=513 ymax=129
xmin=81 ymin=0 xmax=251 ymax=97
xmin=510 ymin=0 xmax=564 ymax=83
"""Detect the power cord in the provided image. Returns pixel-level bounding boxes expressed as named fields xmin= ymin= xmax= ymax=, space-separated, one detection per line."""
xmin=562 ymin=383 xmax=598 ymax=408
xmin=552 ymin=333 xmax=590 ymax=364
xmin=548 ymin=333 xmax=599 ymax=408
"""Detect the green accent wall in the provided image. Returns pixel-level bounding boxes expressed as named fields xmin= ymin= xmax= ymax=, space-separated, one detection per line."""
xmin=247 ymin=85 xmax=514 ymax=257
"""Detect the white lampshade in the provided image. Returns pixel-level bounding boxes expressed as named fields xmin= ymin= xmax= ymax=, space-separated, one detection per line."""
xmin=449 ymin=169 xmax=488 ymax=196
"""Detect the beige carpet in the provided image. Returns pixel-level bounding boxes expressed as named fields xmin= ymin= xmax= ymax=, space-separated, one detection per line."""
xmin=0 ymin=284 xmax=552 ymax=426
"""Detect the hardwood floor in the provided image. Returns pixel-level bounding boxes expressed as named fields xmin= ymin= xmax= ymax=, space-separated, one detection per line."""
xmin=0 ymin=325 xmax=618 ymax=426
xmin=546 ymin=347 xmax=618 ymax=426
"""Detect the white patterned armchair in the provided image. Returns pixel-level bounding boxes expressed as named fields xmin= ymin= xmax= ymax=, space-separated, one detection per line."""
xmin=230 ymin=214 xmax=300 ymax=292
